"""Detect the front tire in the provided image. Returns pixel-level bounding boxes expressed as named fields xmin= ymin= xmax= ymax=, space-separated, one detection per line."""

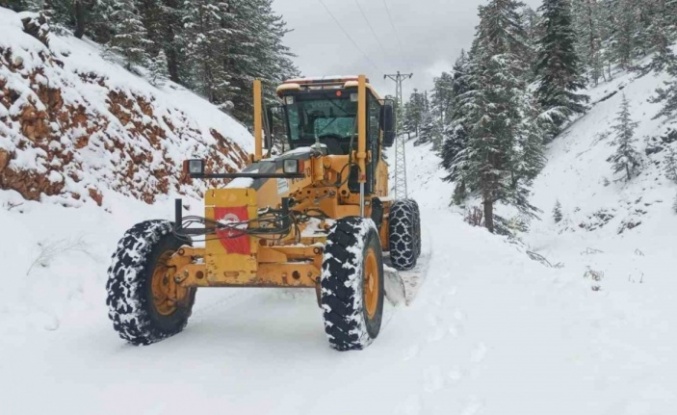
xmin=320 ymin=217 xmax=384 ymax=351
xmin=106 ymin=220 xmax=196 ymax=345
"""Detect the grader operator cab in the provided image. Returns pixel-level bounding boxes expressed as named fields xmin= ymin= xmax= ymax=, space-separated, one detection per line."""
xmin=106 ymin=75 xmax=422 ymax=351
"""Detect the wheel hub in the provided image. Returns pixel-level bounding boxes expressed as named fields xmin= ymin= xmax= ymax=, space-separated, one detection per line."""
xmin=363 ymin=248 xmax=379 ymax=319
xmin=151 ymin=250 xmax=182 ymax=316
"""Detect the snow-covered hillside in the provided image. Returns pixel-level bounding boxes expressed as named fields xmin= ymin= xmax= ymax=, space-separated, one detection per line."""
xmin=0 ymin=8 xmax=252 ymax=207
xmin=527 ymin=66 xmax=677 ymax=275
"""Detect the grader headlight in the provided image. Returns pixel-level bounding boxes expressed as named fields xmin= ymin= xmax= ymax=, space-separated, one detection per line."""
xmin=283 ymin=159 xmax=300 ymax=174
xmin=183 ymin=159 xmax=205 ymax=178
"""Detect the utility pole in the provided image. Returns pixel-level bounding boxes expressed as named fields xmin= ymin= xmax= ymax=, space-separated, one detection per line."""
xmin=384 ymin=71 xmax=413 ymax=199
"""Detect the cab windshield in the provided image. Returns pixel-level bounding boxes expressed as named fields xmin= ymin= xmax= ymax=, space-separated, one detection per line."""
xmin=286 ymin=97 xmax=357 ymax=144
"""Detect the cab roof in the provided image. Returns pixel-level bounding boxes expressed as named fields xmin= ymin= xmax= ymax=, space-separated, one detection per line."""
xmin=276 ymin=75 xmax=382 ymax=100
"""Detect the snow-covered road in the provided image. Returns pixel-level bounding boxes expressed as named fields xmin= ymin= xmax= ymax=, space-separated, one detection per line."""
xmin=3 ymin=201 xmax=674 ymax=414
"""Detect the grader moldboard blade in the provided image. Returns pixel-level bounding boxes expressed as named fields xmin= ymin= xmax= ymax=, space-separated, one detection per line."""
xmin=384 ymin=266 xmax=407 ymax=306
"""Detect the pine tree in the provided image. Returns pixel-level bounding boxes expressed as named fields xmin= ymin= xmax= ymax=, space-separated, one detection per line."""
xmin=430 ymin=71 xmax=454 ymax=149
xmin=89 ymin=0 xmax=116 ymax=44
xmin=647 ymin=0 xmax=677 ymax=71
xmin=459 ymin=0 xmax=541 ymax=233
xmin=417 ymin=111 xmax=438 ymax=146
xmin=222 ymin=0 xmax=299 ymax=122
xmin=609 ymin=94 xmax=641 ymax=181
xmin=181 ymin=0 xmax=231 ymax=109
xmin=665 ymin=146 xmax=677 ymax=183
xmin=650 ymin=48 xmax=677 ymax=120
xmin=43 ymin=0 xmax=71 ymax=33
xmin=148 ymin=49 xmax=169 ymax=86
xmin=519 ymin=6 xmax=542 ymax=81
xmin=571 ymin=0 xmax=604 ymax=85
xmin=553 ymin=200 xmax=563 ymax=223
xmin=611 ymin=0 xmax=640 ymax=69
xmin=7 ymin=0 xmax=43 ymax=12
xmin=516 ymin=94 xmax=547 ymax=184
xmin=440 ymin=49 xmax=473 ymax=205
xmin=536 ymin=0 xmax=589 ymax=138
xmin=403 ymin=89 xmax=428 ymax=137
xmin=134 ymin=0 xmax=188 ymax=84
xmin=108 ymin=0 xmax=152 ymax=71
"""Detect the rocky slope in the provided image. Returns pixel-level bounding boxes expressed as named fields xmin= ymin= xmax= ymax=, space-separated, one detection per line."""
xmin=0 ymin=8 xmax=252 ymax=208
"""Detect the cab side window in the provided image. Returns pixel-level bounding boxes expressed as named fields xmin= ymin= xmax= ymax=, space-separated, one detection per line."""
xmin=368 ymin=93 xmax=380 ymax=161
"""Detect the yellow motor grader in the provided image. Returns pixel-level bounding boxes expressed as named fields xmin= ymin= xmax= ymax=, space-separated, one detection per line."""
xmin=106 ymin=75 xmax=421 ymax=351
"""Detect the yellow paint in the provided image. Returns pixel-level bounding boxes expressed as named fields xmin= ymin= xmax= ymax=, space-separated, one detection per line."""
xmin=253 ymin=79 xmax=263 ymax=161
xmin=357 ymin=75 xmax=367 ymax=184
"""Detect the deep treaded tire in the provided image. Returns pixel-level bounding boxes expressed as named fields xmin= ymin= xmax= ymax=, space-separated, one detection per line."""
xmin=406 ymin=199 xmax=422 ymax=257
xmin=389 ymin=200 xmax=419 ymax=271
xmin=106 ymin=220 xmax=195 ymax=345
xmin=320 ymin=217 xmax=384 ymax=351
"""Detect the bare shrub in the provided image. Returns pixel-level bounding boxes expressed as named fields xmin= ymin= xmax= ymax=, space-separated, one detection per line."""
xmin=583 ymin=267 xmax=605 ymax=291
xmin=465 ymin=207 xmax=484 ymax=227
xmin=26 ymin=237 xmax=95 ymax=276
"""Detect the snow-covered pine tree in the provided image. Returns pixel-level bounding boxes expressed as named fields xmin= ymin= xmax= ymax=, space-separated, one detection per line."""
xmin=646 ymin=0 xmax=677 ymax=71
xmin=553 ymin=200 xmax=563 ymax=223
xmin=8 ymin=0 xmax=43 ymax=12
xmin=611 ymin=0 xmax=641 ymax=69
xmin=417 ymin=111 xmax=438 ymax=147
xmin=516 ymin=93 xmax=547 ymax=184
xmin=440 ymin=48 xmax=474 ymax=205
xmin=148 ymin=49 xmax=168 ymax=86
xmin=108 ymin=0 xmax=152 ymax=71
xmin=430 ymin=71 xmax=454 ymax=149
xmin=459 ymin=0 xmax=541 ymax=233
xmin=42 ymin=0 xmax=71 ymax=33
xmin=181 ymin=0 xmax=231 ymax=109
xmin=609 ymin=94 xmax=641 ymax=181
xmin=650 ymin=27 xmax=677 ymax=120
xmin=571 ymin=0 xmax=604 ymax=85
xmin=665 ymin=146 xmax=677 ymax=183
xmin=222 ymin=0 xmax=299 ymax=122
xmin=403 ymin=89 xmax=428 ymax=138
xmin=519 ymin=6 xmax=542 ymax=81
xmin=132 ymin=0 xmax=187 ymax=84
xmin=88 ymin=0 xmax=116 ymax=44
xmin=536 ymin=0 xmax=589 ymax=138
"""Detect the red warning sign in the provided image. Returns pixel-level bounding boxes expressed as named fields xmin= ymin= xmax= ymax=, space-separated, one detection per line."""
xmin=214 ymin=206 xmax=251 ymax=255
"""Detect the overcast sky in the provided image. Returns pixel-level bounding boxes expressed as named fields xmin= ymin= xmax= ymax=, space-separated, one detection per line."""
xmin=273 ymin=0 xmax=542 ymax=99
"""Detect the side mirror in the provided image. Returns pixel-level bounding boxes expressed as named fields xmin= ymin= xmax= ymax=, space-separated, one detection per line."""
xmin=380 ymin=100 xmax=396 ymax=147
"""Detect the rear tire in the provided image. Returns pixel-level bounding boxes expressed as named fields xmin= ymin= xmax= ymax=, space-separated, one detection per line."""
xmin=106 ymin=220 xmax=196 ymax=345
xmin=320 ymin=217 xmax=384 ymax=351
xmin=406 ymin=200 xmax=422 ymax=257
xmin=389 ymin=200 xmax=419 ymax=270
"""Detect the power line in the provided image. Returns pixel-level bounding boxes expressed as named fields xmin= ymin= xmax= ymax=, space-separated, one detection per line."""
xmin=381 ymin=0 xmax=409 ymax=70
xmin=354 ymin=0 xmax=390 ymax=61
xmin=317 ymin=0 xmax=381 ymax=72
